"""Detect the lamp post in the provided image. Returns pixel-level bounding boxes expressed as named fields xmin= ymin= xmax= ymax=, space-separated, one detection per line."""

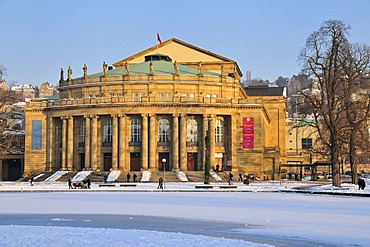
xmin=162 ymin=157 xmax=166 ymax=189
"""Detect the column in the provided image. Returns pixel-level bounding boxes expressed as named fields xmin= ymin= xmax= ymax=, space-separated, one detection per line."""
xmin=85 ymin=116 xmax=91 ymax=169
xmin=141 ymin=114 xmax=148 ymax=170
xmin=91 ymin=115 xmax=98 ymax=170
xmin=118 ymin=115 xmax=126 ymax=170
xmin=209 ymin=115 xmax=216 ymax=168
xmin=67 ymin=116 xmax=74 ymax=170
xmin=179 ymin=114 xmax=187 ymax=171
xmin=202 ymin=115 xmax=207 ymax=171
xmin=112 ymin=114 xmax=118 ymax=170
xmin=231 ymin=115 xmax=237 ymax=172
xmin=62 ymin=117 xmax=67 ymax=169
xmin=172 ymin=114 xmax=179 ymax=171
xmin=47 ymin=116 xmax=53 ymax=171
xmin=149 ymin=114 xmax=157 ymax=170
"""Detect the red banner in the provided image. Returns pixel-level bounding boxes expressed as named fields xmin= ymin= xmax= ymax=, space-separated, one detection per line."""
xmin=243 ymin=117 xmax=254 ymax=148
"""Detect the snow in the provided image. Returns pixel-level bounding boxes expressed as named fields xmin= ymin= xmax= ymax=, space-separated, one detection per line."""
xmin=72 ymin=171 xmax=92 ymax=182
xmin=43 ymin=171 xmax=69 ymax=182
xmin=210 ymin=171 xmax=222 ymax=181
xmin=106 ymin=170 xmax=121 ymax=182
xmin=140 ymin=171 xmax=151 ymax=182
xmin=176 ymin=171 xmax=188 ymax=181
xmin=0 ymin=180 xmax=369 ymax=246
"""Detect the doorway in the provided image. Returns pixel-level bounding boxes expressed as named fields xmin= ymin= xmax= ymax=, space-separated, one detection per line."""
xmin=103 ymin=153 xmax=112 ymax=171
xmin=130 ymin=152 xmax=141 ymax=171
xmin=187 ymin=153 xmax=198 ymax=171
xmin=158 ymin=153 xmax=170 ymax=171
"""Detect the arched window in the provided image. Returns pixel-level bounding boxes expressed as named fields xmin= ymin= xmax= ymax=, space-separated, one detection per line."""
xmin=158 ymin=118 xmax=170 ymax=143
xmin=103 ymin=118 xmax=112 ymax=143
xmin=130 ymin=118 xmax=141 ymax=142
xmin=186 ymin=119 xmax=198 ymax=144
xmin=79 ymin=119 xmax=85 ymax=144
xmin=215 ymin=119 xmax=224 ymax=143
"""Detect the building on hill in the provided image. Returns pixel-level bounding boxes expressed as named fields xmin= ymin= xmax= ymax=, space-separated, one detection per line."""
xmin=11 ymin=84 xmax=35 ymax=99
xmin=37 ymin=82 xmax=57 ymax=98
xmin=23 ymin=38 xmax=288 ymax=180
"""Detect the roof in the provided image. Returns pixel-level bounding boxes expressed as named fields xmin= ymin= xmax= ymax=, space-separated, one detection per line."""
xmin=244 ymin=85 xmax=286 ymax=96
xmin=88 ymin=60 xmax=224 ymax=78
xmin=112 ymin=38 xmax=243 ymax=77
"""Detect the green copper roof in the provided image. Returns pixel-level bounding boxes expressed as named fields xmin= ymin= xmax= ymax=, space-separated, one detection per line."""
xmin=88 ymin=60 xmax=223 ymax=78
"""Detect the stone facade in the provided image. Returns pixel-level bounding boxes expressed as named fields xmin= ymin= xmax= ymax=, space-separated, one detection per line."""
xmin=23 ymin=38 xmax=288 ymax=179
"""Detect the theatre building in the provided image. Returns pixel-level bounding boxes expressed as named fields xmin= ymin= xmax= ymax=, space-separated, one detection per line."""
xmin=24 ymin=38 xmax=287 ymax=180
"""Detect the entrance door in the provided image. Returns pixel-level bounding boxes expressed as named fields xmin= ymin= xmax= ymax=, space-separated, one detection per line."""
xmin=3 ymin=159 xmax=22 ymax=181
xmin=158 ymin=153 xmax=170 ymax=171
xmin=80 ymin=153 xmax=85 ymax=171
xmin=103 ymin=153 xmax=112 ymax=171
xmin=187 ymin=153 xmax=198 ymax=171
xmin=130 ymin=153 xmax=141 ymax=171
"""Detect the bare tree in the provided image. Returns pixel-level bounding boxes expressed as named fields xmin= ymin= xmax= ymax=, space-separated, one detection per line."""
xmin=0 ymin=65 xmax=23 ymax=153
xmin=299 ymin=20 xmax=351 ymax=186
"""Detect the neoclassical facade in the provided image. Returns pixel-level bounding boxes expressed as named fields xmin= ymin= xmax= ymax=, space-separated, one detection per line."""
xmin=24 ymin=38 xmax=287 ymax=179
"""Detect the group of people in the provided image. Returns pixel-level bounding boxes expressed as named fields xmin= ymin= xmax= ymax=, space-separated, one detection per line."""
xmin=126 ymin=173 xmax=138 ymax=182
xmin=68 ymin=177 xmax=91 ymax=189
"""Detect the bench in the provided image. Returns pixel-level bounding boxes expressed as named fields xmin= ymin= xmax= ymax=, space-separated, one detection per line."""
xmin=98 ymin=184 xmax=116 ymax=187
xmin=219 ymin=185 xmax=238 ymax=189
xmin=119 ymin=184 xmax=137 ymax=187
xmin=195 ymin=185 xmax=214 ymax=189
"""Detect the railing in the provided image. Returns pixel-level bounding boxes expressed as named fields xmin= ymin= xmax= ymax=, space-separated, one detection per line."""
xmin=25 ymin=96 xmax=263 ymax=108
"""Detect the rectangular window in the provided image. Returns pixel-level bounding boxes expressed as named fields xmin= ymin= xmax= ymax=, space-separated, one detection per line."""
xmin=189 ymin=93 xmax=195 ymax=98
xmin=32 ymin=120 xmax=42 ymax=150
xmin=157 ymin=93 xmax=163 ymax=98
xmin=302 ymin=138 xmax=312 ymax=149
xmin=165 ymin=92 xmax=170 ymax=98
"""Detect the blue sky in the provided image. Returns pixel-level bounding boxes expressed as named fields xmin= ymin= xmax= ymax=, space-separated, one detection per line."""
xmin=1 ymin=0 xmax=370 ymax=86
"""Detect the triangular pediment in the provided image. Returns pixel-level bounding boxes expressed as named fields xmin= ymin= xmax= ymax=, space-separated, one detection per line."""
xmin=113 ymin=38 xmax=235 ymax=67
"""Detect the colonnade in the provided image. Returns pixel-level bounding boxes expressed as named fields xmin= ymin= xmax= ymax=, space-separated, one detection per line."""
xmin=51 ymin=113 xmax=226 ymax=172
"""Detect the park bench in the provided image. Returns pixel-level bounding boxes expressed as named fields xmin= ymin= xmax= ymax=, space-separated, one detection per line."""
xmin=98 ymin=183 xmax=116 ymax=187
xmin=219 ymin=185 xmax=238 ymax=189
xmin=195 ymin=185 xmax=214 ymax=189
xmin=119 ymin=183 xmax=137 ymax=187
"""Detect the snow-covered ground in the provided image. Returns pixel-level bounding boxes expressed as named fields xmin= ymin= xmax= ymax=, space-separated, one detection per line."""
xmin=0 ymin=181 xmax=369 ymax=246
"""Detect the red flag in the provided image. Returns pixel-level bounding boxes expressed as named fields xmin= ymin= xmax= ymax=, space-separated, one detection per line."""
xmin=157 ymin=32 xmax=162 ymax=44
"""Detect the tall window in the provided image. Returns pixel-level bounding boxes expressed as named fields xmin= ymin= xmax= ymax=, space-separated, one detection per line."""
xmin=103 ymin=118 xmax=112 ymax=143
xmin=215 ymin=119 xmax=224 ymax=143
xmin=79 ymin=119 xmax=85 ymax=144
xmin=158 ymin=118 xmax=170 ymax=143
xmin=130 ymin=118 xmax=141 ymax=142
xmin=187 ymin=119 xmax=198 ymax=144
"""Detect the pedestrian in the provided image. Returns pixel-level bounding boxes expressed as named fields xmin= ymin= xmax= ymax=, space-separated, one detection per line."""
xmin=238 ymin=173 xmax=243 ymax=182
xmin=68 ymin=177 xmax=72 ymax=189
xmin=215 ymin=164 xmax=220 ymax=173
xmin=228 ymin=172 xmax=233 ymax=185
xmin=133 ymin=173 xmax=137 ymax=183
xmin=30 ymin=175 xmax=34 ymax=186
xmin=87 ymin=178 xmax=91 ymax=189
xmin=157 ymin=177 xmax=163 ymax=189
xmin=127 ymin=173 xmax=131 ymax=182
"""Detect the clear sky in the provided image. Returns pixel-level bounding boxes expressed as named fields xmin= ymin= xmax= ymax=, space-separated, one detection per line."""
xmin=1 ymin=0 xmax=370 ymax=86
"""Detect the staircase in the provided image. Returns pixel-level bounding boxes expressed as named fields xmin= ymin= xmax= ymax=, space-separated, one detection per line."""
xmin=185 ymin=171 xmax=205 ymax=182
xmin=150 ymin=171 xmax=181 ymax=182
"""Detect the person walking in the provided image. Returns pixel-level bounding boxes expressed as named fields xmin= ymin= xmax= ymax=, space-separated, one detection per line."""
xmin=238 ymin=173 xmax=243 ymax=182
xmin=30 ymin=175 xmax=34 ymax=186
xmin=127 ymin=173 xmax=131 ymax=182
xmin=87 ymin=178 xmax=91 ymax=189
xmin=157 ymin=177 xmax=163 ymax=190
xmin=133 ymin=173 xmax=138 ymax=183
xmin=68 ymin=177 xmax=72 ymax=189
xmin=228 ymin=172 xmax=233 ymax=185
